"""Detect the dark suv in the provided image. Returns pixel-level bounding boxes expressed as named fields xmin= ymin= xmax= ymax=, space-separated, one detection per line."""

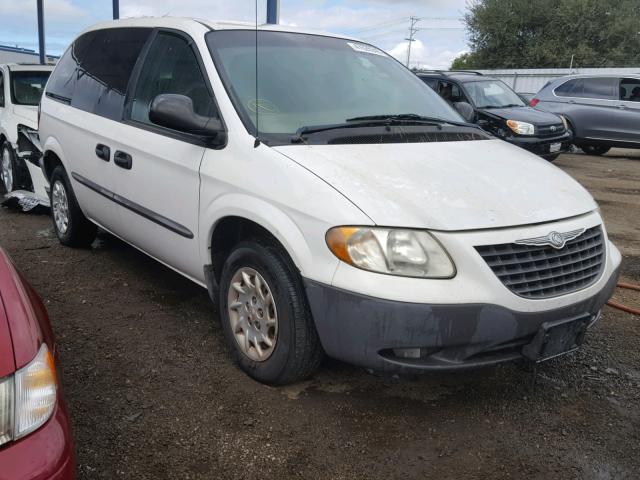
xmin=417 ymin=71 xmax=572 ymax=160
xmin=531 ymin=75 xmax=640 ymax=156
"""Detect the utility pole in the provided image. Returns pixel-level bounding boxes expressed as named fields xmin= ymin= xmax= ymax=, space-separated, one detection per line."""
xmin=405 ymin=16 xmax=420 ymax=68
xmin=266 ymin=0 xmax=280 ymax=24
xmin=113 ymin=0 xmax=120 ymax=20
xmin=37 ymin=0 xmax=45 ymax=65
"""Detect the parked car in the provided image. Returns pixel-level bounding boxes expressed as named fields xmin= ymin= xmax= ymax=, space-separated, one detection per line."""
xmin=531 ymin=74 xmax=640 ymax=155
xmin=0 ymin=64 xmax=53 ymax=207
xmin=39 ymin=18 xmax=621 ymax=385
xmin=417 ymin=71 xmax=572 ymax=161
xmin=0 ymin=247 xmax=75 ymax=479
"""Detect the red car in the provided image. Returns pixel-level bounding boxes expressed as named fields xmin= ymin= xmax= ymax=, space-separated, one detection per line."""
xmin=0 ymin=248 xmax=75 ymax=479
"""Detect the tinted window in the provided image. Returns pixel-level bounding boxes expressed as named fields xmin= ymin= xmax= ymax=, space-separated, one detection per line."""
xmin=46 ymin=46 xmax=77 ymax=102
xmin=582 ymin=77 xmax=617 ymax=99
xmin=419 ymin=77 xmax=438 ymax=89
xmin=130 ymin=32 xmax=215 ymax=126
xmin=555 ymin=77 xmax=617 ymax=100
xmin=620 ymin=78 xmax=640 ymax=102
xmin=10 ymin=71 xmax=50 ymax=106
xmin=46 ymin=28 xmax=151 ymax=118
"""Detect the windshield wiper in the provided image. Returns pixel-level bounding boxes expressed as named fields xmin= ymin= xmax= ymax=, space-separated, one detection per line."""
xmin=345 ymin=113 xmax=468 ymax=127
xmin=478 ymin=104 xmax=522 ymax=109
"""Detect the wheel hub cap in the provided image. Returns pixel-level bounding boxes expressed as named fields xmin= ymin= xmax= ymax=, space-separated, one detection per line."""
xmin=1 ymin=149 xmax=13 ymax=192
xmin=52 ymin=180 xmax=69 ymax=234
xmin=227 ymin=267 xmax=278 ymax=362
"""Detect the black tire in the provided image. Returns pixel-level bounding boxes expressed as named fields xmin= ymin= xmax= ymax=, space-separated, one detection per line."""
xmin=219 ymin=240 xmax=323 ymax=385
xmin=580 ymin=145 xmax=611 ymax=156
xmin=542 ymin=153 xmax=560 ymax=162
xmin=1 ymin=141 xmax=29 ymax=193
xmin=49 ymin=166 xmax=97 ymax=247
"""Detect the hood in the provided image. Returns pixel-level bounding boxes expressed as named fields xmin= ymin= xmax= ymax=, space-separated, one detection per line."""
xmin=0 ymin=296 xmax=16 ymax=377
xmin=478 ymin=106 xmax=561 ymax=125
xmin=11 ymin=105 xmax=38 ymax=129
xmin=274 ymin=140 xmax=596 ymax=231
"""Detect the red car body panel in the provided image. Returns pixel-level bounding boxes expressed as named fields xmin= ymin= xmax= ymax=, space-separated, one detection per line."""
xmin=0 ymin=248 xmax=75 ymax=479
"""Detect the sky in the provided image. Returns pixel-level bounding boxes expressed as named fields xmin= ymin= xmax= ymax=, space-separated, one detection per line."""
xmin=0 ymin=0 xmax=470 ymax=69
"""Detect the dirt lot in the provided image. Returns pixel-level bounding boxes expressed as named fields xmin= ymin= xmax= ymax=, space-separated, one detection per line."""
xmin=1 ymin=149 xmax=639 ymax=480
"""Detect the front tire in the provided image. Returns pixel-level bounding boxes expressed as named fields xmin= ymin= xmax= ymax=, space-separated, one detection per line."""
xmin=1 ymin=142 xmax=26 ymax=193
xmin=219 ymin=240 xmax=323 ymax=385
xmin=50 ymin=166 xmax=97 ymax=247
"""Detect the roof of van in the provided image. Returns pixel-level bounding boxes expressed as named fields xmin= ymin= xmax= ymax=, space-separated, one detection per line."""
xmin=78 ymin=16 xmax=360 ymax=42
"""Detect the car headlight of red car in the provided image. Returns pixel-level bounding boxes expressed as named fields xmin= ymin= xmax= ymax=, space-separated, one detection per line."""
xmin=0 ymin=344 xmax=58 ymax=447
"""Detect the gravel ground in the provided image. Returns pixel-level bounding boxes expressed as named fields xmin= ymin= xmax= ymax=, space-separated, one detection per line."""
xmin=1 ymin=149 xmax=639 ymax=480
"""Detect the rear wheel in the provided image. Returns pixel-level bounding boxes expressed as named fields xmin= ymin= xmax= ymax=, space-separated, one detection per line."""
xmin=542 ymin=153 xmax=560 ymax=162
xmin=219 ymin=240 xmax=323 ymax=385
xmin=580 ymin=145 xmax=611 ymax=156
xmin=50 ymin=166 xmax=97 ymax=247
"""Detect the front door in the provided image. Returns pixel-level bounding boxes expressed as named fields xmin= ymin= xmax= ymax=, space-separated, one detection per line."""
xmin=110 ymin=30 xmax=219 ymax=282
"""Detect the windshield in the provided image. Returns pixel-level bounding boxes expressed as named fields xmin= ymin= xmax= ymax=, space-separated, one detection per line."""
xmin=206 ymin=31 xmax=464 ymax=139
xmin=10 ymin=70 xmax=51 ymax=106
xmin=464 ymin=80 xmax=525 ymax=108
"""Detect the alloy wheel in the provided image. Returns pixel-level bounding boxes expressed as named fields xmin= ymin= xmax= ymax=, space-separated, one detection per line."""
xmin=1 ymin=148 xmax=13 ymax=192
xmin=227 ymin=267 xmax=278 ymax=362
xmin=52 ymin=180 xmax=70 ymax=234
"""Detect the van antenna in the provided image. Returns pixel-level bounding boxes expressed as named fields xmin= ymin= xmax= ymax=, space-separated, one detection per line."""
xmin=253 ymin=0 xmax=260 ymax=148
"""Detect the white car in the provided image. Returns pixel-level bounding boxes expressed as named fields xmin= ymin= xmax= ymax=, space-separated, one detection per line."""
xmin=0 ymin=63 xmax=53 ymax=207
xmin=38 ymin=18 xmax=621 ymax=384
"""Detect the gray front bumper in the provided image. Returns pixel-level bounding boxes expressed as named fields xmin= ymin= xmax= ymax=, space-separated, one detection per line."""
xmin=304 ymin=266 xmax=620 ymax=372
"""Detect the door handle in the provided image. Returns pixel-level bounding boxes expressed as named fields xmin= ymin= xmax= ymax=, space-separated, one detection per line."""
xmin=114 ymin=151 xmax=132 ymax=170
xmin=618 ymin=104 xmax=627 ymax=109
xmin=95 ymin=144 xmax=110 ymax=162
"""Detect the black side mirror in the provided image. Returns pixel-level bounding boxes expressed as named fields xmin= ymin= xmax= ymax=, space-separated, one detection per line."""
xmin=453 ymin=101 xmax=476 ymax=123
xmin=149 ymin=94 xmax=225 ymax=145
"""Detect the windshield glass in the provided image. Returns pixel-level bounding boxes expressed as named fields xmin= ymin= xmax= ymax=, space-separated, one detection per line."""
xmin=464 ymin=80 xmax=525 ymax=108
xmin=206 ymin=31 xmax=463 ymax=138
xmin=10 ymin=71 xmax=51 ymax=106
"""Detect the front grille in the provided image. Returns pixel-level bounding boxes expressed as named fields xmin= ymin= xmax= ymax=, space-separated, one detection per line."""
xmin=476 ymin=226 xmax=605 ymax=299
xmin=537 ymin=123 xmax=566 ymax=137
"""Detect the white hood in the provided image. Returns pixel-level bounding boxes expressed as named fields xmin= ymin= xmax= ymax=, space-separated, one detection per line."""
xmin=11 ymin=105 xmax=38 ymax=129
xmin=274 ymin=139 xmax=597 ymax=231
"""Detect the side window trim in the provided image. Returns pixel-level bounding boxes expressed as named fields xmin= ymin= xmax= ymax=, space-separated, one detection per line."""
xmin=122 ymin=27 xmax=227 ymax=148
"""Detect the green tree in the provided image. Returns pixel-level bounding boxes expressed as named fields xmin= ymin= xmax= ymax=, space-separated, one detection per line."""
xmin=451 ymin=0 xmax=640 ymax=69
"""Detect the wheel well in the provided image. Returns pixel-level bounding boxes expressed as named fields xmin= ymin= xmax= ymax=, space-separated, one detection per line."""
xmin=210 ymin=216 xmax=293 ymax=282
xmin=0 ymin=134 xmax=6 ymax=146
xmin=42 ymin=151 xmax=63 ymax=181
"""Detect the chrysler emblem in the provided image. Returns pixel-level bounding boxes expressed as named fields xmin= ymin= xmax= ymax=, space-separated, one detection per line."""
xmin=550 ymin=125 xmax=557 ymax=132
xmin=515 ymin=228 xmax=586 ymax=250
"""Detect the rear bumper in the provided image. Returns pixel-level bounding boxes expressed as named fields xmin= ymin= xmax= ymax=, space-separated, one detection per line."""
xmin=304 ymin=264 xmax=620 ymax=372
xmin=506 ymin=131 xmax=573 ymax=156
xmin=0 ymin=403 xmax=76 ymax=480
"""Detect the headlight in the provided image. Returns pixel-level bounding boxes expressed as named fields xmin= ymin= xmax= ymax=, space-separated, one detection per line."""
xmin=0 ymin=344 xmax=57 ymax=446
xmin=506 ymin=119 xmax=535 ymax=135
xmin=326 ymin=227 xmax=455 ymax=278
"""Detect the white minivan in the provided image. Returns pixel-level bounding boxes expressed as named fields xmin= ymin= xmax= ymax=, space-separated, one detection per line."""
xmin=38 ymin=18 xmax=621 ymax=384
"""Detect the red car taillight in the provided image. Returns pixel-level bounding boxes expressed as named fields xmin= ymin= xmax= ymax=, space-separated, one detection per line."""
xmin=529 ymin=98 xmax=540 ymax=107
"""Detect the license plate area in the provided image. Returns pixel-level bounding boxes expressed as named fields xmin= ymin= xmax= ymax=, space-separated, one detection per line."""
xmin=522 ymin=315 xmax=591 ymax=363
xmin=549 ymin=142 xmax=562 ymax=153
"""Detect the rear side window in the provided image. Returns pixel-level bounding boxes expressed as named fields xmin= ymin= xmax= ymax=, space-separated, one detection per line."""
xmin=620 ymin=78 xmax=640 ymax=102
xmin=46 ymin=28 xmax=151 ymax=119
xmin=419 ymin=77 xmax=438 ymax=89
xmin=129 ymin=32 xmax=216 ymax=126
xmin=555 ymin=77 xmax=617 ymax=100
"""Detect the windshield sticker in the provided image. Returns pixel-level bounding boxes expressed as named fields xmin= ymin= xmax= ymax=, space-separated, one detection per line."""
xmin=347 ymin=42 xmax=386 ymax=56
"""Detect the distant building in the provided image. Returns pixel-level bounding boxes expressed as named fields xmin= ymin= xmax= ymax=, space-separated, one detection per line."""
xmin=0 ymin=44 xmax=58 ymax=64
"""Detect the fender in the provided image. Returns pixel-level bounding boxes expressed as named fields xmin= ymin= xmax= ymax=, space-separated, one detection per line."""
xmin=200 ymin=193 xmax=315 ymax=276
xmin=41 ymin=136 xmax=68 ymax=179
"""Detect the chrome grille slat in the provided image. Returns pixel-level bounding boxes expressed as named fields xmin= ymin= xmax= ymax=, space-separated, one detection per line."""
xmin=476 ymin=226 xmax=605 ymax=299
